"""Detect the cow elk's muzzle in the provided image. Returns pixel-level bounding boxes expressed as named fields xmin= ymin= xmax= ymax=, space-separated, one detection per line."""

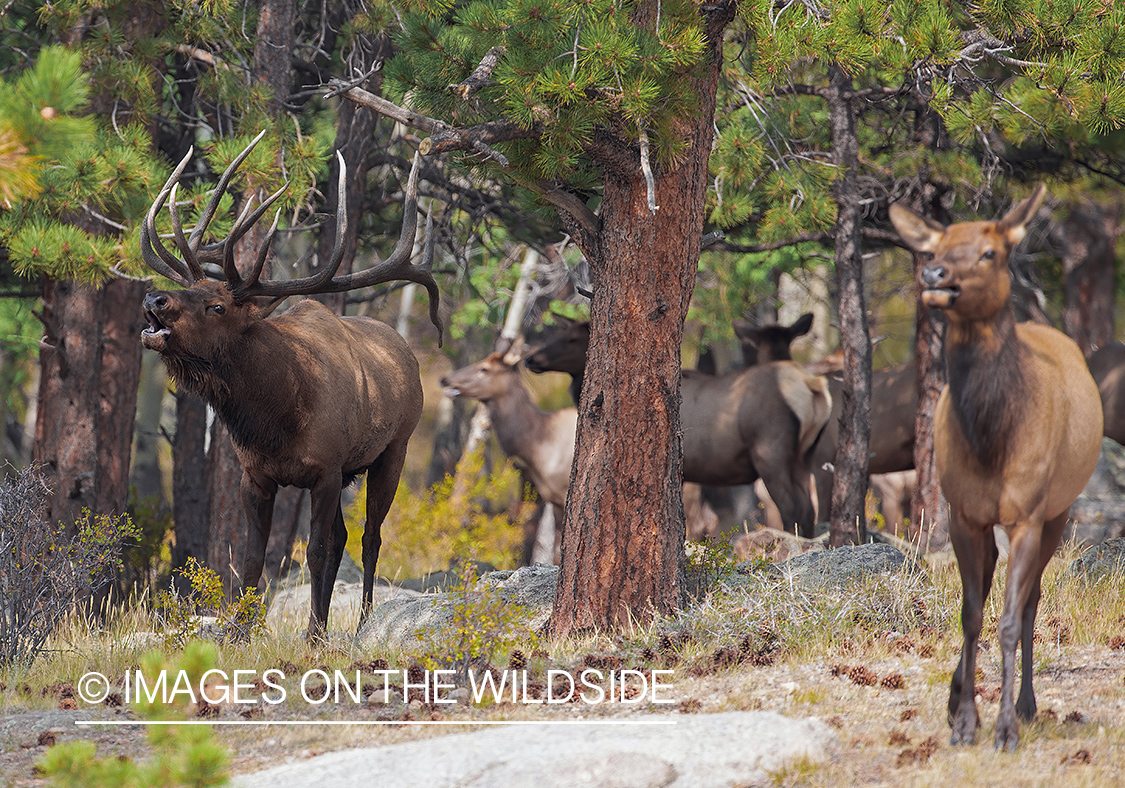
xmin=920 ymin=264 xmax=960 ymax=309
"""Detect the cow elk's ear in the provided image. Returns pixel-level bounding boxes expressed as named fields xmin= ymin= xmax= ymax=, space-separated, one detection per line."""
xmin=889 ymin=203 xmax=946 ymax=253
xmin=732 ymin=318 xmax=758 ymax=345
xmin=997 ymin=183 xmax=1047 ymax=247
xmin=790 ymin=312 xmax=814 ymax=340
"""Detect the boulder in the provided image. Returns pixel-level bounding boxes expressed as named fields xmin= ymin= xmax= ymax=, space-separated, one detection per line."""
xmin=355 ymin=564 xmax=557 ymax=652
xmin=1067 ymin=537 xmax=1125 ymax=580
xmin=232 ymin=710 xmax=838 ymax=788
xmin=759 ymin=542 xmax=923 ymax=589
xmin=1065 ymin=439 xmax=1125 ymax=548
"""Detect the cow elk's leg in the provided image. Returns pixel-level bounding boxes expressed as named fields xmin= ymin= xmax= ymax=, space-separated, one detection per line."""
xmin=239 ymin=472 xmax=277 ymax=595
xmin=306 ymin=475 xmax=345 ymax=640
xmin=949 ymin=514 xmax=998 ymax=746
xmin=361 ymin=439 xmax=411 ymax=621
xmin=1017 ymin=508 xmax=1067 ymax=724
xmin=995 ymin=506 xmax=1062 ymax=750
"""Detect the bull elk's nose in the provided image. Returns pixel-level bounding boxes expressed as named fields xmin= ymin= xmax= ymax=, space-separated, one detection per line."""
xmin=921 ymin=266 xmax=948 ymax=288
xmin=145 ymin=292 xmax=170 ymax=310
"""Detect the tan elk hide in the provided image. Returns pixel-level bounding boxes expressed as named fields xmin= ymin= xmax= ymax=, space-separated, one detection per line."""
xmin=140 ymin=131 xmax=441 ymax=639
xmin=890 ymin=184 xmax=1101 ymax=750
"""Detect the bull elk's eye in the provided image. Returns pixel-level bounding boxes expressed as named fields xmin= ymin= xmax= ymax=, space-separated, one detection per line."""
xmin=207 ymin=304 xmax=225 ymax=316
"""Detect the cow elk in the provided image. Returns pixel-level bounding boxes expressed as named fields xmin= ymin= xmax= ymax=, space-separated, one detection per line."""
xmin=139 ymin=132 xmax=441 ymax=639
xmin=890 ymin=185 xmax=1102 ymax=750
xmin=524 ymin=318 xmax=833 ymax=537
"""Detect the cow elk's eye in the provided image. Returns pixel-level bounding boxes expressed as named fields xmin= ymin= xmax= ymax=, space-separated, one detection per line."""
xmin=981 ymin=249 xmax=996 ymax=261
xmin=207 ymin=304 xmax=225 ymax=316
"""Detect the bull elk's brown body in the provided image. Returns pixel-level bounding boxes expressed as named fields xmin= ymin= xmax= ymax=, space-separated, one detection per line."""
xmin=524 ymin=318 xmax=832 ymax=537
xmin=890 ymin=185 xmax=1102 ymax=750
xmin=139 ymin=134 xmax=440 ymax=638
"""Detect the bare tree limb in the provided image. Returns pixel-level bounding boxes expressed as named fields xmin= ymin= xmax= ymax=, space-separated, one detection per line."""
xmin=450 ymin=46 xmax=507 ymax=100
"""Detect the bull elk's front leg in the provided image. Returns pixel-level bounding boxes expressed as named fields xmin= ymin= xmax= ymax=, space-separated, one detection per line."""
xmin=239 ymin=472 xmax=278 ymax=597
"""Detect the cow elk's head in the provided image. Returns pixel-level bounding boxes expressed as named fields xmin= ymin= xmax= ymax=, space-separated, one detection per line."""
xmin=889 ymin=184 xmax=1047 ymax=323
xmin=441 ymin=342 xmax=524 ymax=401
xmin=140 ymin=130 xmax=442 ymax=360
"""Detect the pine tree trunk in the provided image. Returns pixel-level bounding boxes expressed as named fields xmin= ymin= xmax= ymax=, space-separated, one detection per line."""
xmin=548 ymin=2 xmax=736 ymax=637
xmin=826 ymin=64 xmax=870 ymax=547
xmin=131 ymin=351 xmax=167 ymax=507
xmin=34 ymin=278 xmax=146 ymax=534
xmin=1062 ymin=199 xmax=1121 ymax=356
xmin=207 ymin=0 xmax=295 ymax=592
xmin=172 ymin=390 xmax=209 ymax=585
xmin=910 ymin=275 xmax=950 ymax=551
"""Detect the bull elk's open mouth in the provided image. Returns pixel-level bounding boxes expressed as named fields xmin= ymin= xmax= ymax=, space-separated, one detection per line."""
xmin=142 ymin=309 xmax=171 ymax=338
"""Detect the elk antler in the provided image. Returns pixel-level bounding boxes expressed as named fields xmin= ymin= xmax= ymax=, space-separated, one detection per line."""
xmin=140 ymin=133 xmax=443 ymax=342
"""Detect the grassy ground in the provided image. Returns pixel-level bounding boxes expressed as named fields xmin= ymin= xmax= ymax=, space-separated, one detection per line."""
xmin=2 ymin=542 xmax=1124 ymax=787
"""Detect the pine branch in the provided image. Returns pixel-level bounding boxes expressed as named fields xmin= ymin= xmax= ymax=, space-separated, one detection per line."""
xmin=449 ymin=46 xmax=506 ymax=100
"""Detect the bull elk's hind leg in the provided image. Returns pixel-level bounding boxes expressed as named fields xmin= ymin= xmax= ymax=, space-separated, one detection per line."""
xmin=360 ymin=437 xmax=412 ymax=624
xmin=948 ymin=513 xmax=999 ymax=745
xmin=994 ymin=507 xmax=1068 ymax=750
xmin=306 ymin=475 xmax=345 ymax=640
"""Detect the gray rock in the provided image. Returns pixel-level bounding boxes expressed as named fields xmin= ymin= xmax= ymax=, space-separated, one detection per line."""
xmin=0 ymin=710 xmax=93 ymax=750
xmin=232 ymin=710 xmax=837 ymax=788
xmin=1067 ymin=537 xmax=1125 ymax=579
xmin=1063 ymin=439 xmax=1125 ymax=547
xmin=268 ymin=581 xmax=421 ymax=627
xmin=397 ymin=560 xmax=498 ymax=593
xmin=770 ymin=543 xmax=922 ymax=589
xmin=355 ymin=564 xmax=557 ymax=651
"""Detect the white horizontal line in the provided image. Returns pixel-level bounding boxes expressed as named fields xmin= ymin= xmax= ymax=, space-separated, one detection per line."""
xmin=75 ymin=719 xmax=678 ymax=727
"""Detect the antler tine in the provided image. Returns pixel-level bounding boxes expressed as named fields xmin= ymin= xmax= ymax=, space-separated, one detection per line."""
xmin=245 ymin=207 xmax=282 ymax=292
xmin=141 ymin=146 xmax=196 ymax=286
xmin=229 ymin=150 xmax=444 ymax=344
xmin=221 ymin=195 xmax=258 ymax=286
xmin=187 ymin=128 xmax=269 ymax=255
xmin=168 ymin=183 xmax=206 ymax=282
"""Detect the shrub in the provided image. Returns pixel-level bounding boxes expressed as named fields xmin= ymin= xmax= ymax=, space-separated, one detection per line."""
xmin=38 ymin=641 xmax=230 ymax=788
xmin=0 ymin=465 xmax=139 ymax=667
xmin=344 ymin=447 xmax=525 ymax=580
xmin=154 ymin=557 xmax=266 ymax=646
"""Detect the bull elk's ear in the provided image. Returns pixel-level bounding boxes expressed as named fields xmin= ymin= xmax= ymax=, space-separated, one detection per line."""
xmin=889 ymin=203 xmax=946 ymax=253
xmin=732 ymin=318 xmax=757 ymax=345
xmin=790 ymin=313 xmax=814 ymax=339
xmin=998 ymin=183 xmax=1047 ymax=246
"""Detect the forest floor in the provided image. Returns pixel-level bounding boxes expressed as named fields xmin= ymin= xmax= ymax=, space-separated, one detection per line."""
xmin=2 ymin=545 xmax=1125 ymax=787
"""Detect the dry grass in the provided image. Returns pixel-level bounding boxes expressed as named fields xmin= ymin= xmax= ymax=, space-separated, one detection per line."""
xmin=1 ymin=542 xmax=1124 ymax=787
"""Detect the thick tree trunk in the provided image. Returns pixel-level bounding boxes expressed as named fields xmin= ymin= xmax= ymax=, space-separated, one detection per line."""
xmin=131 ymin=351 xmax=167 ymax=507
xmin=1062 ymin=199 xmax=1121 ymax=355
xmin=34 ymin=278 xmax=146 ymax=534
xmin=548 ymin=2 xmax=736 ymax=637
xmin=171 ymin=390 xmax=209 ymax=584
xmin=207 ymin=0 xmax=296 ymax=592
xmin=911 ymin=269 xmax=950 ymax=551
xmin=826 ymin=64 xmax=870 ymax=547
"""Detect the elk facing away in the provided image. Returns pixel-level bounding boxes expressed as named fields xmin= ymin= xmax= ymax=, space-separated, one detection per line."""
xmin=890 ymin=185 xmax=1102 ymax=750
xmin=524 ymin=318 xmax=832 ymax=537
xmin=140 ymin=133 xmax=441 ymax=639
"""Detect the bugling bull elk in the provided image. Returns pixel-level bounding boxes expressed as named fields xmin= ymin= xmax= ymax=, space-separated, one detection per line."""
xmin=524 ymin=319 xmax=833 ymax=537
xmin=890 ymin=185 xmax=1102 ymax=750
xmin=139 ymin=132 xmax=441 ymax=638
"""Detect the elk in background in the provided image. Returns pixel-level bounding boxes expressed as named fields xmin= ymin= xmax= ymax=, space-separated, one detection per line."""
xmin=140 ymin=133 xmax=441 ymax=638
xmin=890 ymin=185 xmax=1101 ymax=750
xmin=525 ymin=319 xmax=832 ymax=537
xmin=439 ymin=349 xmax=718 ymax=557
xmin=1085 ymin=343 xmax=1125 ymax=445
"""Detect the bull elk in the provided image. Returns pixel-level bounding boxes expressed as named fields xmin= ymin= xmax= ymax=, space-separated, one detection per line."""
xmin=139 ymin=132 xmax=441 ymax=638
xmin=524 ymin=318 xmax=833 ymax=537
xmin=890 ymin=185 xmax=1102 ymax=750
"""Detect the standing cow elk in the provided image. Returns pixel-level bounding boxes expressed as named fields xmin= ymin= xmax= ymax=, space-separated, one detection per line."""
xmin=140 ymin=132 xmax=441 ymax=639
xmin=525 ymin=318 xmax=832 ymax=537
xmin=890 ymin=185 xmax=1102 ymax=750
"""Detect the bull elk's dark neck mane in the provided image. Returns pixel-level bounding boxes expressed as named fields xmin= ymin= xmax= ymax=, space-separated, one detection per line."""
xmin=164 ymin=323 xmax=309 ymax=457
xmin=946 ymin=305 xmax=1027 ymax=469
